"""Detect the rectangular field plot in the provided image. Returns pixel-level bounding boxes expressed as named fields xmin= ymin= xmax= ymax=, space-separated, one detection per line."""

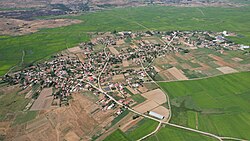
xmin=146 ymin=125 xmax=216 ymax=141
xmin=159 ymin=72 xmax=250 ymax=139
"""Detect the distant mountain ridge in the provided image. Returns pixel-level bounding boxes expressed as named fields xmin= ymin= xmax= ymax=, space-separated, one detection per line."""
xmin=0 ymin=0 xmax=244 ymax=9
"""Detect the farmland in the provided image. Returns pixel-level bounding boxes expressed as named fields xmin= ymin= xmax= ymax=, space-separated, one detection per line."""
xmin=13 ymin=111 xmax=37 ymax=125
xmin=153 ymin=47 xmax=250 ymax=81
xmin=0 ymin=89 xmax=29 ymax=121
xmin=103 ymin=118 xmax=159 ymax=141
xmin=146 ymin=125 xmax=217 ymax=141
xmin=1 ymin=5 xmax=250 ymax=76
xmin=0 ymin=2 xmax=250 ymax=141
xmin=103 ymin=129 xmax=129 ymax=141
xmin=104 ymin=118 xmax=217 ymax=141
xmin=159 ymin=72 xmax=250 ymax=139
xmin=125 ymin=119 xmax=158 ymax=140
xmin=104 ymin=72 xmax=250 ymax=140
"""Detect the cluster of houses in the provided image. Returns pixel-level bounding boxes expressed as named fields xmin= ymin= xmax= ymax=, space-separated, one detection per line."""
xmin=2 ymin=30 xmax=246 ymax=118
xmin=162 ymin=30 xmax=247 ymax=51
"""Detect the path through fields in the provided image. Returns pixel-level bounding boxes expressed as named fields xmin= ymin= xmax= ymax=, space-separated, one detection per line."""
xmin=197 ymin=8 xmax=205 ymax=16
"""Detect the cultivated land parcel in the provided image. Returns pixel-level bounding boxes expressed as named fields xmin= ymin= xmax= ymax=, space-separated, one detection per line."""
xmin=1 ymin=3 xmax=250 ymax=141
xmin=105 ymin=72 xmax=250 ymax=141
xmin=0 ymin=6 xmax=250 ymax=76
xmin=159 ymin=72 xmax=250 ymax=140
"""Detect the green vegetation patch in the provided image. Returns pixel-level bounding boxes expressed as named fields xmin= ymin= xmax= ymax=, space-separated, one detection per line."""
xmin=159 ymin=72 xmax=250 ymax=139
xmin=104 ymin=129 xmax=129 ymax=141
xmin=13 ymin=111 xmax=37 ymax=125
xmin=125 ymin=118 xmax=158 ymax=140
xmin=104 ymin=118 xmax=158 ymax=141
xmin=0 ymin=134 xmax=5 ymax=141
xmin=1 ymin=6 xmax=250 ymax=75
xmin=0 ymin=92 xmax=29 ymax=121
xmin=146 ymin=125 xmax=216 ymax=141
xmin=131 ymin=94 xmax=146 ymax=104
xmin=111 ymin=110 xmax=129 ymax=127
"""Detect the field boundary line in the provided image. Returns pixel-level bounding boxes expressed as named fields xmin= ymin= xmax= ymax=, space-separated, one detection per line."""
xmin=137 ymin=122 xmax=162 ymax=141
xmin=197 ymin=8 xmax=205 ymax=16
xmin=143 ymin=71 xmax=250 ymax=83
xmin=112 ymin=14 xmax=151 ymax=31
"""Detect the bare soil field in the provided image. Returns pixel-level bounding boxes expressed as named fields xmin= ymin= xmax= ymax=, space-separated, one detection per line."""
xmin=0 ymin=18 xmax=82 ymax=36
xmin=153 ymin=66 xmax=162 ymax=73
xmin=67 ymin=46 xmax=83 ymax=54
xmin=141 ymin=89 xmax=166 ymax=105
xmin=133 ymin=100 xmax=159 ymax=114
xmin=5 ymin=93 xmax=115 ymax=141
xmin=116 ymin=39 xmax=125 ymax=45
xmin=137 ymin=86 xmax=148 ymax=93
xmin=0 ymin=121 xmax=10 ymax=136
xmin=76 ymin=53 xmax=86 ymax=64
xmin=208 ymin=54 xmax=236 ymax=67
xmin=64 ymin=131 xmax=81 ymax=141
xmin=122 ymin=60 xmax=130 ymax=67
xmin=216 ymin=66 xmax=238 ymax=74
xmin=152 ymin=49 xmax=250 ymax=81
xmin=180 ymin=63 xmax=192 ymax=70
xmin=160 ymin=70 xmax=177 ymax=81
xmin=0 ymin=1 xmax=46 ymax=8
xmin=133 ymin=88 xmax=167 ymax=113
xmin=108 ymin=47 xmax=119 ymax=55
xmin=30 ymin=88 xmax=53 ymax=111
xmin=130 ymin=44 xmax=138 ymax=49
xmin=232 ymin=57 xmax=243 ymax=62
xmin=167 ymin=67 xmax=188 ymax=80
xmin=142 ymin=37 xmax=164 ymax=45
xmin=151 ymin=106 xmax=169 ymax=121
xmin=112 ymin=74 xmax=125 ymax=82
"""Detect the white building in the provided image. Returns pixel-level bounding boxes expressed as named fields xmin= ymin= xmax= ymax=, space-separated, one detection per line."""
xmin=240 ymin=45 xmax=250 ymax=50
xmin=148 ymin=111 xmax=164 ymax=120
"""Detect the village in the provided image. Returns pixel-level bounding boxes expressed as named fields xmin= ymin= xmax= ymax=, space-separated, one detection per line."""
xmin=2 ymin=30 xmax=250 ymax=129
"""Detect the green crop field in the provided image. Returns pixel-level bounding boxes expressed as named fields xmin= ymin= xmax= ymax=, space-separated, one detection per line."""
xmin=125 ymin=118 xmax=158 ymax=140
xmin=104 ymin=118 xmax=158 ymax=141
xmin=0 ymin=91 xmax=29 ymax=121
xmin=1 ymin=5 xmax=250 ymax=76
xmin=146 ymin=125 xmax=217 ymax=141
xmin=103 ymin=129 xmax=129 ymax=141
xmin=159 ymin=72 xmax=250 ymax=140
xmin=13 ymin=111 xmax=37 ymax=125
xmin=105 ymin=118 xmax=217 ymax=141
xmin=131 ymin=94 xmax=146 ymax=104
